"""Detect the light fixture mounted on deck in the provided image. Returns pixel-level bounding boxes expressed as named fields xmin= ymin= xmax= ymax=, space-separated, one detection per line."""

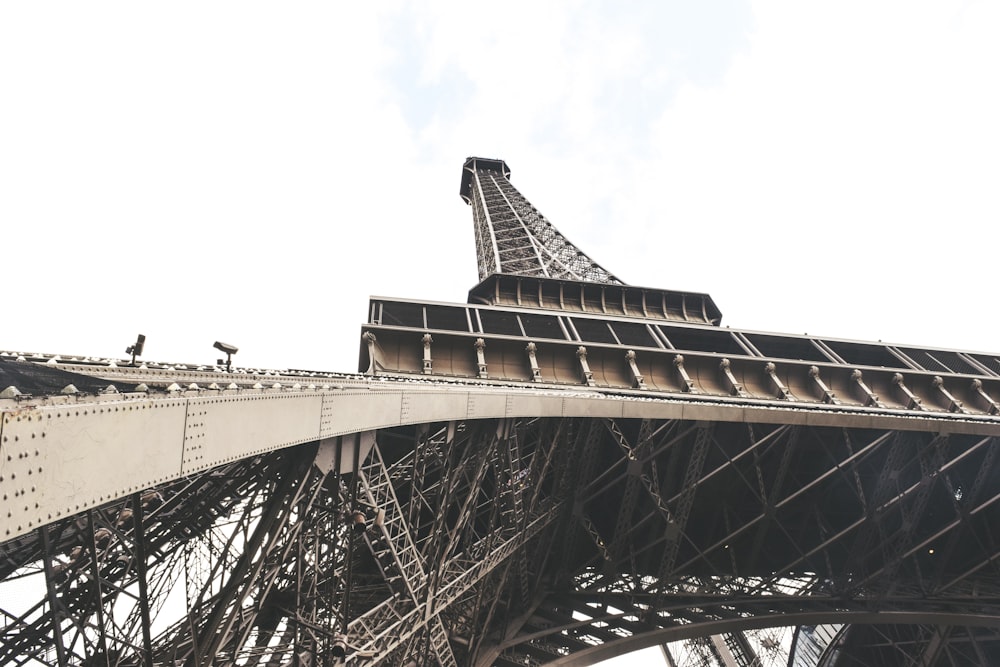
xmin=125 ymin=334 xmax=145 ymax=366
xmin=213 ymin=341 xmax=238 ymax=372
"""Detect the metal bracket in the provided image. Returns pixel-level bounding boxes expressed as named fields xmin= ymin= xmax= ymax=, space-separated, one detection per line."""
xmin=576 ymin=346 xmax=596 ymax=386
xmin=719 ymin=358 xmax=747 ymax=397
xmin=932 ymin=376 xmax=969 ymax=414
xmin=525 ymin=342 xmax=542 ymax=382
xmin=851 ymin=369 xmax=885 ymax=407
xmin=422 ymin=334 xmax=433 ymax=375
xmin=971 ymin=379 xmax=1000 ymax=415
xmin=625 ymin=350 xmax=647 ymax=389
xmin=764 ymin=362 xmax=792 ymax=400
xmin=362 ymin=332 xmax=384 ymax=375
xmin=808 ymin=366 xmax=840 ymax=404
xmin=474 ymin=338 xmax=488 ymax=379
xmin=892 ymin=373 xmax=926 ymax=411
xmin=673 ymin=354 xmax=697 ymax=393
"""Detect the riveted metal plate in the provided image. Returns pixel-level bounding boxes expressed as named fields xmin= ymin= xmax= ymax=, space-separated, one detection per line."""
xmin=321 ymin=390 xmax=404 ymax=437
xmin=179 ymin=394 xmax=324 ymax=476
xmin=1 ymin=399 xmax=185 ymax=541
xmin=504 ymin=394 xmax=565 ymax=418
xmin=467 ymin=392 xmax=507 ymax=419
xmin=398 ymin=391 xmax=470 ymax=424
xmin=561 ymin=395 xmax=625 ymax=418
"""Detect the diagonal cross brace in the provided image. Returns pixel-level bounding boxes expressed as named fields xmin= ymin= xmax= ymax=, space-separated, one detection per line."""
xmin=358 ymin=439 xmax=457 ymax=667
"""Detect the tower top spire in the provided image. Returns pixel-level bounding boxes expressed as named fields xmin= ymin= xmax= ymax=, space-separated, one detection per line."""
xmin=459 ymin=157 xmax=510 ymax=204
xmin=460 ymin=156 xmax=622 ymax=285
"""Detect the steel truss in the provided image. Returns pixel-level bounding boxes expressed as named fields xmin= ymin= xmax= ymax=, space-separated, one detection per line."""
xmin=0 ymin=415 xmax=577 ymax=666
xmin=3 ymin=413 xmax=1000 ymax=665
xmin=461 ymin=157 xmax=621 ymax=284
xmin=5 ymin=156 xmax=1000 ymax=666
xmin=483 ymin=420 xmax=1000 ymax=666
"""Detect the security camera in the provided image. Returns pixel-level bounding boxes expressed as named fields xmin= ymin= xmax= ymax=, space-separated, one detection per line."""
xmin=213 ymin=341 xmax=238 ymax=356
xmin=213 ymin=341 xmax=238 ymax=372
xmin=126 ymin=334 xmax=146 ymax=365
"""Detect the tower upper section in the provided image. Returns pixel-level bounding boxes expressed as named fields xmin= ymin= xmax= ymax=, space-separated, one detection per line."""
xmin=460 ymin=157 xmax=623 ymax=285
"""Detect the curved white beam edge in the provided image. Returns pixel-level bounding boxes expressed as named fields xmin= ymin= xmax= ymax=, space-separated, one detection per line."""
xmin=2 ymin=379 xmax=999 ymax=544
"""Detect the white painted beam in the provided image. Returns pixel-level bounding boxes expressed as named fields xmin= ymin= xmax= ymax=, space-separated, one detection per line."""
xmin=3 ymin=380 xmax=999 ymax=543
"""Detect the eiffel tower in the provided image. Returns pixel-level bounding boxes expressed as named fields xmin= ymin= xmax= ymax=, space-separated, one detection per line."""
xmin=3 ymin=157 xmax=1000 ymax=666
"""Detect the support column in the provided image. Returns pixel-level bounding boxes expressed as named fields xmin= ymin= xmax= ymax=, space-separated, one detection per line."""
xmin=625 ymin=350 xmax=646 ymax=389
xmin=363 ymin=332 xmax=381 ymax=375
xmin=808 ymin=366 xmax=840 ymax=404
xmin=719 ymin=359 xmax=747 ymax=397
xmin=39 ymin=527 xmax=69 ymax=667
xmin=422 ymin=334 xmax=433 ymax=375
xmin=131 ymin=494 xmax=154 ymax=667
xmin=932 ymin=376 xmax=968 ymax=414
xmin=673 ymin=355 xmax=697 ymax=393
xmin=525 ymin=342 xmax=542 ymax=381
xmin=764 ymin=362 xmax=792 ymax=400
xmin=892 ymin=373 xmax=926 ymax=411
xmin=84 ymin=511 xmax=112 ymax=666
xmin=972 ymin=379 xmax=1000 ymax=414
xmin=851 ymin=369 xmax=885 ymax=407
xmin=474 ymin=338 xmax=488 ymax=379
xmin=577 ymin=346 xmax=596 ymax=386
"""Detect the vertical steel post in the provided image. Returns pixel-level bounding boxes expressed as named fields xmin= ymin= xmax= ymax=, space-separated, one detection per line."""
xmin=39 ymin=527 xmax=69 ymax=667
xmin=84 ymin=510 xmax=112 ymax=666
xmin=340 ymin=432 xmax=362 ymax=641
xmin=131 ymin=493 xmax=154 ymax=667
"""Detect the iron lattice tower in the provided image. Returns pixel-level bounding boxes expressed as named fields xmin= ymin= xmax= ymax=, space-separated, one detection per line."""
xmin=3 ymin=158 xmax=1000 ymax=666
xmin=460 ymin=157 xmax=621 ymax=284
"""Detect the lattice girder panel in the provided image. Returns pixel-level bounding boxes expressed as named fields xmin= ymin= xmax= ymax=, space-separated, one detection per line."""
xmin=461 ymin=158 xmax=622 ymax=284
xmin=828 ymin=624 xmax=1000 ymax=666
xmin=8 ymin=152 xmax=1000 ymax=667
xmin=343 ymin=416 xmax=580 ymax=665
xmin=0 ymin=450 xmax=328 ymax=667
xmin=4 ymin=403 xmax=1000 ymax=667
xmin=484 ymin=418 xmax=1000 ymax=666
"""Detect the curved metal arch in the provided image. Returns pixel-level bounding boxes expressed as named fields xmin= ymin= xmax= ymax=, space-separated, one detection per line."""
xmin=6 ymin=382 xmax=1000 ymax=665
xmin=546 ymin=612 xmax=1000 ymax=666
xmin=6 ymin=379 xmax=1000 ymax=544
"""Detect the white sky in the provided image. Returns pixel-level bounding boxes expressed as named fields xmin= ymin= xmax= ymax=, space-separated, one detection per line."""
xmin=2 ymin=2 xmax=999 ymax=661
xmin=2 ymin=1 xmax=999 ymax=376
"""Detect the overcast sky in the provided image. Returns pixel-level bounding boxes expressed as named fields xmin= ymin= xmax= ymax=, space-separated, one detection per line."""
xmin=2 ymin=2 xmax=998 ymax=664
xmin=3 ymin=1 xmax=998 ymax=377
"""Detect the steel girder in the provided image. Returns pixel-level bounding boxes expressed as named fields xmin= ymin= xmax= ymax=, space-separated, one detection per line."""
xmin=3 ymin=405 xmax=1000 ymax=666
xmin=0 ymin=415 xmax=576 ymax=666
xmin=6 ymin=148 xmax=1000 ymax=666
xmin=5 ymin=338 xmax=1000 ymax=665
xmin=481 ymin=419 xmax=1000 ymax=666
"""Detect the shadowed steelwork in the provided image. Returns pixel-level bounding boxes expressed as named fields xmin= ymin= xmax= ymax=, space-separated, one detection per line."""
xmin=3 ymin=157 xmax=1000 ymax=666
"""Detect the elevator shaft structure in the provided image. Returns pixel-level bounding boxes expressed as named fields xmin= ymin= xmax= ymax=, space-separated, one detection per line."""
xmin=3 ymin=157 xmax=1000 ymax=666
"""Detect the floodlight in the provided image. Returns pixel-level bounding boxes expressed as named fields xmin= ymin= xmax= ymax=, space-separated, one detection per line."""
xmin=350 ymin=510 xmax=367 ymax=534
xmin=331 ymin=634 xmax=348 ymax=658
